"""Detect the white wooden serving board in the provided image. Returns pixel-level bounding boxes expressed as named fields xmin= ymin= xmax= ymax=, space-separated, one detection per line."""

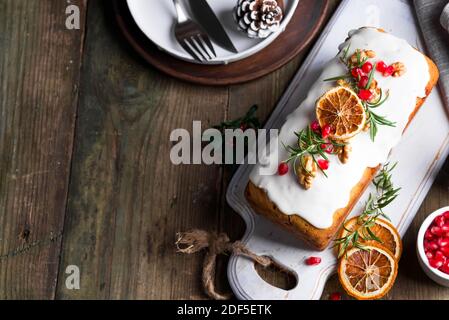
xmin=226 ymin=0 xmax=449 ymax=300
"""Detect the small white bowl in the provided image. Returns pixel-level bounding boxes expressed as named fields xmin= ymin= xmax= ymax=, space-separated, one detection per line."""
xmin=417 ymin=206 xmax=449 ymax=287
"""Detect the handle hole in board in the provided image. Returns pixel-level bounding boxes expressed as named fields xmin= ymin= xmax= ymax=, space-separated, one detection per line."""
xmin=254 ymin=258 xmax=297 ymax=290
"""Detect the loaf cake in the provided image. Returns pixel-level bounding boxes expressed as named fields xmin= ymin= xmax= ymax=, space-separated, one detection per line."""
xmin=246 ymin=28 xmax=439 ymax=251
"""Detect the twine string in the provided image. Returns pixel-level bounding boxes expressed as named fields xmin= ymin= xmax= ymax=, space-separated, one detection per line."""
xmin=176 ymin=229 xmax=272 ymax=300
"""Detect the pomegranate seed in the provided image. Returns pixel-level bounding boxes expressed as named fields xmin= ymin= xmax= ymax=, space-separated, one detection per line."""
xmin=358 ymin=76 xmax=369 ymax=88
xmin=426 ymin=251 xmax=434 ymax=259
xmin=362 ymin=61 xmax=373 ymax=73
xmin=311 ymin=120 xmax=321 ymax=133
xmin=440 ymin=261 xmax=449 ymax=274
xmin=425 ymin=230 xmax=435 ymax=240
xmin=376 ymin=61 xmax=387 ymax=73
xmin=321 ymin=124 xmax=332 ymax=139
xmin=429 ymin=258 xmax=444 ymax=269
xmin=383 ymin=65 xmax=394 ymax=77
xmin=321 ymin=143 xmax=333 ymax=154
xmin=318 ymin=159 xmax=329 ymax=171
xmin=440 ymin=246 xmax=449 ymax=257
xmin=434 ymin=216 xmax=446 ymax=227
xmin=438 ymin=237 xmax=449 ymax=248
xmin=427 ymin=241 xmax=439 ymax=251
xmin=358 ymin=89 xmax=373 ymax=101
xmin=351 ymin=67 xmax=364 ymax=79
xmin=435 ymin=250 xmax=447 ymax=260
xmin=329 ymin=292 xmax=342 ymax=300
xmin=443 ymin=211 xmax=449 ymax=219
xmin=441 ymin=225 xmax=449 ymax=232
xmin=431 ymin=226 xmax=443 ymax=236
xmin=278 ymin=163 xmax=289 ymax=176
xmin=305 ymin=256 xmax=321 ymax=266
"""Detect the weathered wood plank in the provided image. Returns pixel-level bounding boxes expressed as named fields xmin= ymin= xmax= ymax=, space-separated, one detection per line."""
xmin=56 ymin=0 xmax=228 ymax=299
xmin=0 ymin=0 xmax=87 ymax=299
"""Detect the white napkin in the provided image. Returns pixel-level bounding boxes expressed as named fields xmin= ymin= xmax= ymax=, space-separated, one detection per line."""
xmin=414 ymin=0 xmax=449 ymax=108
xmin=441 ymin=2 xmax=449 ymax=31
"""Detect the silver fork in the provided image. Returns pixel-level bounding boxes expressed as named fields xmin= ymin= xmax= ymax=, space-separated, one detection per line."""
xmin=172 ymin=0 xmax=216 ymax=62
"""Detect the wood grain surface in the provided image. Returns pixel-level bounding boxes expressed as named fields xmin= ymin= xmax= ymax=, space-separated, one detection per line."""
xmin=0 ymin=0 xmax=448 ymax=300
xmin=0 ymin=0 xmax=87 ymax=299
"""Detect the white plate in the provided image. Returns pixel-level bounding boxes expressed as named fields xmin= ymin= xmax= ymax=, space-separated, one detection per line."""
xmin=126 ymin=0 xmax=299 ymax=65
xmin=226 ymin=0 xmax=449 ymax=300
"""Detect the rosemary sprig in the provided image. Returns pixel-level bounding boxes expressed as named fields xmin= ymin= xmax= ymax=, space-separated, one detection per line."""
xmin=363 ymin=89 xmax=395 ymax=141
xmin=333 ymin=162 xmax=401 ymax=258
xmin=283 ymin=126 xmax=345 ymax=177
xmin=340 ymin=43 xmax=351 ymax=62
xmin=323 ymin=74 xmax=351 ymax=82
xmin=213 ymin=105 xmax=261 ymax=131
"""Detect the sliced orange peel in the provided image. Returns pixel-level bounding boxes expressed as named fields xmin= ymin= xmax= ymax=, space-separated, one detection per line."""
xmin=338 ymin=243 xmax=398 ymax=300
xmin=316 ymin=86 xmax=366 ymax=141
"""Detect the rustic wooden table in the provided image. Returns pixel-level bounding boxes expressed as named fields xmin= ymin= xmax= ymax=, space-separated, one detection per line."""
xmin=1 ymin=0 xmax=448 ymax=300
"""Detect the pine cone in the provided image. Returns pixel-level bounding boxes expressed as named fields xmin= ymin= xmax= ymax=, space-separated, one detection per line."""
xmin=234 ymin=0 xmax=284 ymax=39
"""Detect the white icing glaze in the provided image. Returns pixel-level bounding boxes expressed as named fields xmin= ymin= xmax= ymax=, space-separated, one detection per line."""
xmin=249 ymin=28 xmax=430 ymax=229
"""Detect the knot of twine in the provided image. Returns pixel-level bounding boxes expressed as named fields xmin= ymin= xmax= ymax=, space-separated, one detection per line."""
xmin=175 ymin=229 xmax=272 ymax=300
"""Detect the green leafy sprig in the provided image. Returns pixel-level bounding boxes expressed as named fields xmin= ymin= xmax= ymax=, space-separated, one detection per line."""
xmin=283 ymin=126 xmax=345 ymax=177
xmin=213 ymin=105 xmax=261 ymax=131
xmin=333 ymin=162 xmax=401 ymax=258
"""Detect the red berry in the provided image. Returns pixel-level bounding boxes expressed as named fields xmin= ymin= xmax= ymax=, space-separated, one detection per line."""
xmin=434 ymin=215 xmax=445 ymax=227
xmin=351 ymin=67 xmax=364 ymax=79
xmin=440 ymin=261 xmax=449 ymax=274
xmin=362 ymin=61 xmax=373 ymax=73
xmin=431 ymin=226 xmax=443 ymax=236
xmin=425 ymin=229 xmax=435 ymax=240
xmin=311 ymin=120 xmax=321 ymax=133
xmin=321 ymin=143 xmax=333 ymax=154
xmin=441 ymin=246 xmax=449 ymax=257
xmin=317 ymin=159 xmax=329 ymax=171
xmin=329 ymin=292 xmax=342 ymax=300
xmin=435 ymin=250 xmax=447 ymax=261
xmin=358 ymin=89 xmax=373 ymax=101
xmin=426 ymin=241 xmax=439 ymax=251
xmin=278 ymin=163 xmax=289 ymax=176
xmin=358 ymin=76 xmax=369 ymax=88
xmin=321 ymin=124 xmax=332 ymax=139
xmin=376 ymin=61 xmax=387 ymax=73
xmin=429 ymin=258 xmax=444 ymax=269
xmin=438 ymin=237 xmax=449 ymax=248
xmin=383 ymin=65 xmax=394 ymax=77
xmin=305 ymin=256 xmax=321 ymax=266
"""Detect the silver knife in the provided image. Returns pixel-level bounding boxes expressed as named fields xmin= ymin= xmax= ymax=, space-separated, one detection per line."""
xmin=188 ymin=0 xmax=239 ymax=54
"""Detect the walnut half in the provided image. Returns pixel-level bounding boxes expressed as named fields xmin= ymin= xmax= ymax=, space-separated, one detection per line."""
xmin=349 ymin=49 xmax=376 ymax=66
xmin=338 ymin=143 xmax=352 ymax=164
xmin=391 ymin=62 xmax=406 ymax=77
xmin=296 ymin=155 xmax=317 ymax=190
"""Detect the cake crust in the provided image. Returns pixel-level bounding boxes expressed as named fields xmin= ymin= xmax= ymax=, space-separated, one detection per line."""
xmin=245 ymin=54 xmax=439 ymax=251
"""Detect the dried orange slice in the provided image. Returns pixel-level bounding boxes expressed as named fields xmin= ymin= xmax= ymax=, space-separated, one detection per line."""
xmin=338 ymin=243 xmax=398 ymax=300
xmin=338 ymin=217 xmax=402 ymax=260
xmin=316 ymin=86 xmax=366 ymax=140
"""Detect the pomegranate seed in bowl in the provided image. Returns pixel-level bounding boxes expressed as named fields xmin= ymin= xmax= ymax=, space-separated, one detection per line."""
xmin=423 ymin=210 xmax=449 ymax=276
